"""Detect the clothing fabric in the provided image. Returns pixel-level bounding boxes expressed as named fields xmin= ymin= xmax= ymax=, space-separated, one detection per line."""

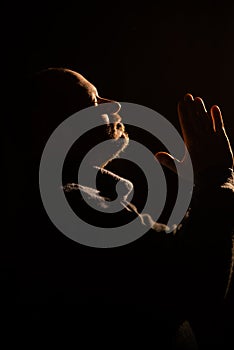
xmin=5 ymin=162 xmax=234 ymax=348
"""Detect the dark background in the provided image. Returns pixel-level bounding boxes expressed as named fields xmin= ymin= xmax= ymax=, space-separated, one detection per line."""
xmin=4 ymin=0 xmax=234 ymax=140
xmin=3 ymin=0 xmax=234 ymax=346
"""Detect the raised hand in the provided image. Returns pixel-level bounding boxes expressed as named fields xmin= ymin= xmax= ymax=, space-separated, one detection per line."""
xmin=155 ymin=93 xmax=233 ymax=182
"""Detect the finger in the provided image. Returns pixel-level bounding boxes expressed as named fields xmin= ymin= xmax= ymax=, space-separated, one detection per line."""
xmin=184 ymin=93 xmax=204 ymax=133
xmin=184 ymin=93 xmax=194 ymax=102
xmin=194 ymin=97 xmax=213 ymax=132
xmin=194 ymin=97 xmax=207 ymax=113
xmin=177 ymin=93 xmax=195 ymax=142
xmin=155 ymin=151 xmax=179 ymax=174
xmin=210 ymin=105 xmax=224 ymax=132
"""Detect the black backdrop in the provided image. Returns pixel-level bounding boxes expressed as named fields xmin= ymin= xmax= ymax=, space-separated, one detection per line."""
xmin=7 ymin=1 xmax=234 ymax=132
xmin=3 ymin=0 xmax=234 ymax=346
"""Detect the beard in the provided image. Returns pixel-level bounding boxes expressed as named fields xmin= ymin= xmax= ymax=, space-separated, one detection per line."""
xmin=62 ymin=118 xmax=129 ymax=192
xmin=100 ymin=122 xmax=129 ymax=168
xmin=98 ymin=112 xmax=129 ymax=168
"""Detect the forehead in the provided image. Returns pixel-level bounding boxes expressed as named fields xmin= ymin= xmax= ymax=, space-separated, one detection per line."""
xmin=73 ymin=72 xmax=98 ymax=96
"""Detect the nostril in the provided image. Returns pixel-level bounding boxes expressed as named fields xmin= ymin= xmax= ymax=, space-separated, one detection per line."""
xmin=97 ymin=96 xmax=112 ymax=104
xmin=97 ymin=97 xmax=121 ymax=113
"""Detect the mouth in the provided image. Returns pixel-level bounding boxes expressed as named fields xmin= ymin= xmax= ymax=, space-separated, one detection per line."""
xmin=112 ymin=122 xmax=125 ymax=140
xmin=105 ymin=122 xmax=125 ymax=141
xmin=101 ymin=113 xmax=125 ymax=141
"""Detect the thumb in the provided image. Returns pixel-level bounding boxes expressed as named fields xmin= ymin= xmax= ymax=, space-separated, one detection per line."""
xmin=155 ymin=152 xmax=180 ymax=174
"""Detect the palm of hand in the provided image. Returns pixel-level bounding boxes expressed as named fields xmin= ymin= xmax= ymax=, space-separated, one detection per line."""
xmin=156 ymin=93 xmax=233 ymax=181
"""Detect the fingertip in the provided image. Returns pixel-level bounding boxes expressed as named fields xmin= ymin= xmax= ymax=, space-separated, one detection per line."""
xmin=194 ymin=96 xmax=203 ymax=103
xmin=184 ymin=93 xmax=194 ymax=102
xmin=155 ymin=151 xmax=168 ymax=160
xmin=194 ymin=96 xmax=207 ymax=112
xmin=155 ymin=152 xmax=178 ymax=173
xmin=211 ymin=105 xmax=222 ymax=120
xmin=211 ymin=105 xmax=221 ymax=113
xmin=211 ymin=104 xmax=224 ymax=131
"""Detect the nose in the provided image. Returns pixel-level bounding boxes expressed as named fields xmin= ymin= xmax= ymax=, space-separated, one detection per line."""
xmin=97 ymin=96 xmax=121 ymax=114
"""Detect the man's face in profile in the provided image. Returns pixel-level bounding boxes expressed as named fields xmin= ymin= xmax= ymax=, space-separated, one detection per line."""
xmin=31 ymin=68 xmax=129 ymax=168
xmin=65 ymin=70 xmax=130 ymax=169
xmin=74 ymin=72 xmax=125 ymax=141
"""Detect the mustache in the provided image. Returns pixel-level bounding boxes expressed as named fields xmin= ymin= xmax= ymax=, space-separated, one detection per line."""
xmin=106 ymin=121 xmax=126 ymax=140
xmin=101 ymin=113 xmax=123 ymax=140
